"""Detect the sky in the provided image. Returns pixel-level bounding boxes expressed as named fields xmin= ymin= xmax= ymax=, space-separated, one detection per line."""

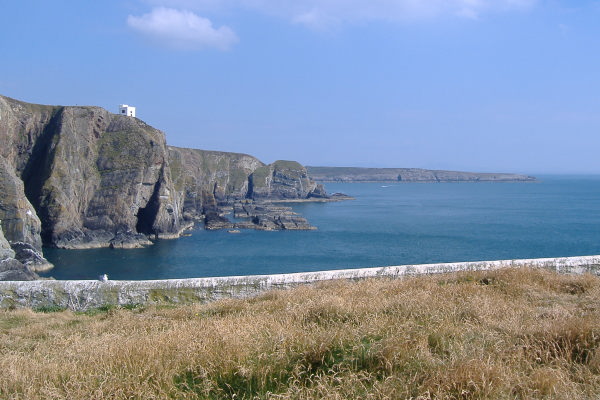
xmin=1 ymin=0 xmax=599 ymax=174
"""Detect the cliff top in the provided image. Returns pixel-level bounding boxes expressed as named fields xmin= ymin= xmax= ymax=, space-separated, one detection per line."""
xmin=307 ymin=166 xmax=536 ymax=182
xmin=168 ymin=145 xmax=259 ymax=160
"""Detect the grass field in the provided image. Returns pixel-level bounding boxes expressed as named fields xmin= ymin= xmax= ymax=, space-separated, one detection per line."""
xmin=1 ymin=267 xmax=599 ymax=399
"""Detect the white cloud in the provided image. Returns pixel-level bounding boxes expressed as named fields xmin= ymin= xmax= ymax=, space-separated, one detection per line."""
xmin=144 ymin=0 xmax=538 ymax=28
xmin=127 ymin=7 xmax=238 ymax=50
xmin=291 ymin=9 xmax=341 ymax=30
xmin=277 ymin=0 xmax=539 ymax=28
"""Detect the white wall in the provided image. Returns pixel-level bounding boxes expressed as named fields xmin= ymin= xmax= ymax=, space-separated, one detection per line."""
xmin=1 ymin=255 xmax=600 ymax=310
xmin=118 ymin=105 xmax=136 ymax=118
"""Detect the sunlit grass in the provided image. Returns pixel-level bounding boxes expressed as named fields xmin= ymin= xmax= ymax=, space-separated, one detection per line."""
xmin=1 ymin=267 xmax=599 ymax=399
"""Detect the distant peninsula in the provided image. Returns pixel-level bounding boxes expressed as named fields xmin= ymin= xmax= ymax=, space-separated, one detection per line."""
xmin=306 ymin=166 xmax=536 ymax=183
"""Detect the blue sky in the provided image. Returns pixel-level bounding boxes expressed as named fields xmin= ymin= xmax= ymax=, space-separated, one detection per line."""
xmin=1 ymin=0 xmax=599 ymax=174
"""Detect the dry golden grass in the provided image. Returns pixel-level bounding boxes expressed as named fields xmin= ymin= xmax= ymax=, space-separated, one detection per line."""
xmin=1 ymin=267 xmax=599 ymax=399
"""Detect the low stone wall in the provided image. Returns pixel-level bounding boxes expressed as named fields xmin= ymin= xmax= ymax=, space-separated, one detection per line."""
xmin=1 ymin=255 xmax=599 ymax=311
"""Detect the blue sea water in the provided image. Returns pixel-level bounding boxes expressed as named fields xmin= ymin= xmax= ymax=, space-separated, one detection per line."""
xmin=41 ymin=176 xmax=600 ymax=280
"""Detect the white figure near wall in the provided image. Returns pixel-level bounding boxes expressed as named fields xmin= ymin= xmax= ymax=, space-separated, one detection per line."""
xmin=118 ymin=104 xmax=136 ymax=117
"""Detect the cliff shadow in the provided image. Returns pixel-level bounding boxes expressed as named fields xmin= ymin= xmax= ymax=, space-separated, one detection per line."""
xmin=20 ymin=108 xmax=64 ymax=244
xmin=136 ymin=179 xmax=161 ymax=237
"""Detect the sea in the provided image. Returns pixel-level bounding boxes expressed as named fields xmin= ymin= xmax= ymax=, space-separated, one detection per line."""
xmin=40 ymin=175 xmax=600 ymax=281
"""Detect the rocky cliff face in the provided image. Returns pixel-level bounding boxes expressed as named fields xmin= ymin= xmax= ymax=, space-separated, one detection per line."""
xmin=0 ymin=224 xmax=38 ymax=280
xmin=169 ymin=152 xmax=328 ymax=223
xmin=0 ymin=155 xmax=52 ymax=272
xmin=0 ymin=224 xmax=15 ymax=261
xmin=168 ymin=146 xmax=264 ymax=219
xmin=0 ymin=95 xmax=184 ymax=253
xmin=0 ymin=95 xmax=329 ymax=252
xmin=0 ymin=156 xmax=42 ymax=249
xmin=248 ymin=160 xmax=327 ymax=200
xmin=0 ymin=95 xmax=329 ymax=280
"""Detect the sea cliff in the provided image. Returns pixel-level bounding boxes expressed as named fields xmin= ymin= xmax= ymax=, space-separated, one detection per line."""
xmin=0 ymin=95 xmax=183 ymax=254
xmin=0 ymin=95 xmax=335 ymax=279
xmin=167 ymin=148 xmax=329 ymax=230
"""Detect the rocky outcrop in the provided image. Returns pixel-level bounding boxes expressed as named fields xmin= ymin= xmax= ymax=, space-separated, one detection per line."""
xmin=233 ymin=201 xmax=315 ymax=230
xmin=205 ymin=201 xmax=315 ymax=231
xmin=248 ymin=160 xmax=326 ymax=200
xmin=306 ymin=166 xmax=536 ymax=182
xmin=168 ymin=153 xmax=339 ymax=231
xmin=0 ymin=95 xmax=184 ymax=253
xmin=0 ymin=224 xmax=38 ymax=281
xmin=0 ymin=258 xmax=38 ymax=281
xmin=9 ymin=242 xmax=52 ymax=272
xmin=168 ymin=146 xmax=263 ymax=219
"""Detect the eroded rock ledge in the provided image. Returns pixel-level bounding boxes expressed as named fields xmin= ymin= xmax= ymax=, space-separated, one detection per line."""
xmin=0 ymin=255 xmax=598 ymax=310
xmin=204 ymin=201 xmax=316 ymax=231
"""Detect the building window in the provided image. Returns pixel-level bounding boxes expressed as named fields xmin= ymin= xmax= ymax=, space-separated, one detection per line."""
xmin=121 ymin=110 xmax=126 ymax=114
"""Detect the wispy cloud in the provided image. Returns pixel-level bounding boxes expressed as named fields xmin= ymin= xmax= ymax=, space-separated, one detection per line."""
xmin=143 ymin=0 xmax=538 ymax=29
xmin=127 ymin=7 xmax=238 ymax=50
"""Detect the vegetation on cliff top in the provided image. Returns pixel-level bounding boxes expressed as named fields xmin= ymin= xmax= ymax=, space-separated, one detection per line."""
xmin=1 ymin=267 xmax=599 ymax=399
xmin=306 ymin=166 xmax=536 ymax=182
xmin=249 ymin=164 xmax=272 ymax=188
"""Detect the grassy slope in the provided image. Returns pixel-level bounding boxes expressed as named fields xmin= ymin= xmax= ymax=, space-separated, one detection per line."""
xmin=1 ymin=268 xmax=599 ymax=399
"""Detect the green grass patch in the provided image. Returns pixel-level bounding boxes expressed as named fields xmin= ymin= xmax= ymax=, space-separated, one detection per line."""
xmin=33 ymin=305 xmax=66 ymax=313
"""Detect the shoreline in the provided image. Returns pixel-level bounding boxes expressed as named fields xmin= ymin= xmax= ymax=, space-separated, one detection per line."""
xmin=2 ymin=254 xmax=599 ymax=310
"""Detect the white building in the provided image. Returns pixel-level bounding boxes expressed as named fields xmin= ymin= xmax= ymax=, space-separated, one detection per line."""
xmin=118 ymin=104 xmax=136 ymax=118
